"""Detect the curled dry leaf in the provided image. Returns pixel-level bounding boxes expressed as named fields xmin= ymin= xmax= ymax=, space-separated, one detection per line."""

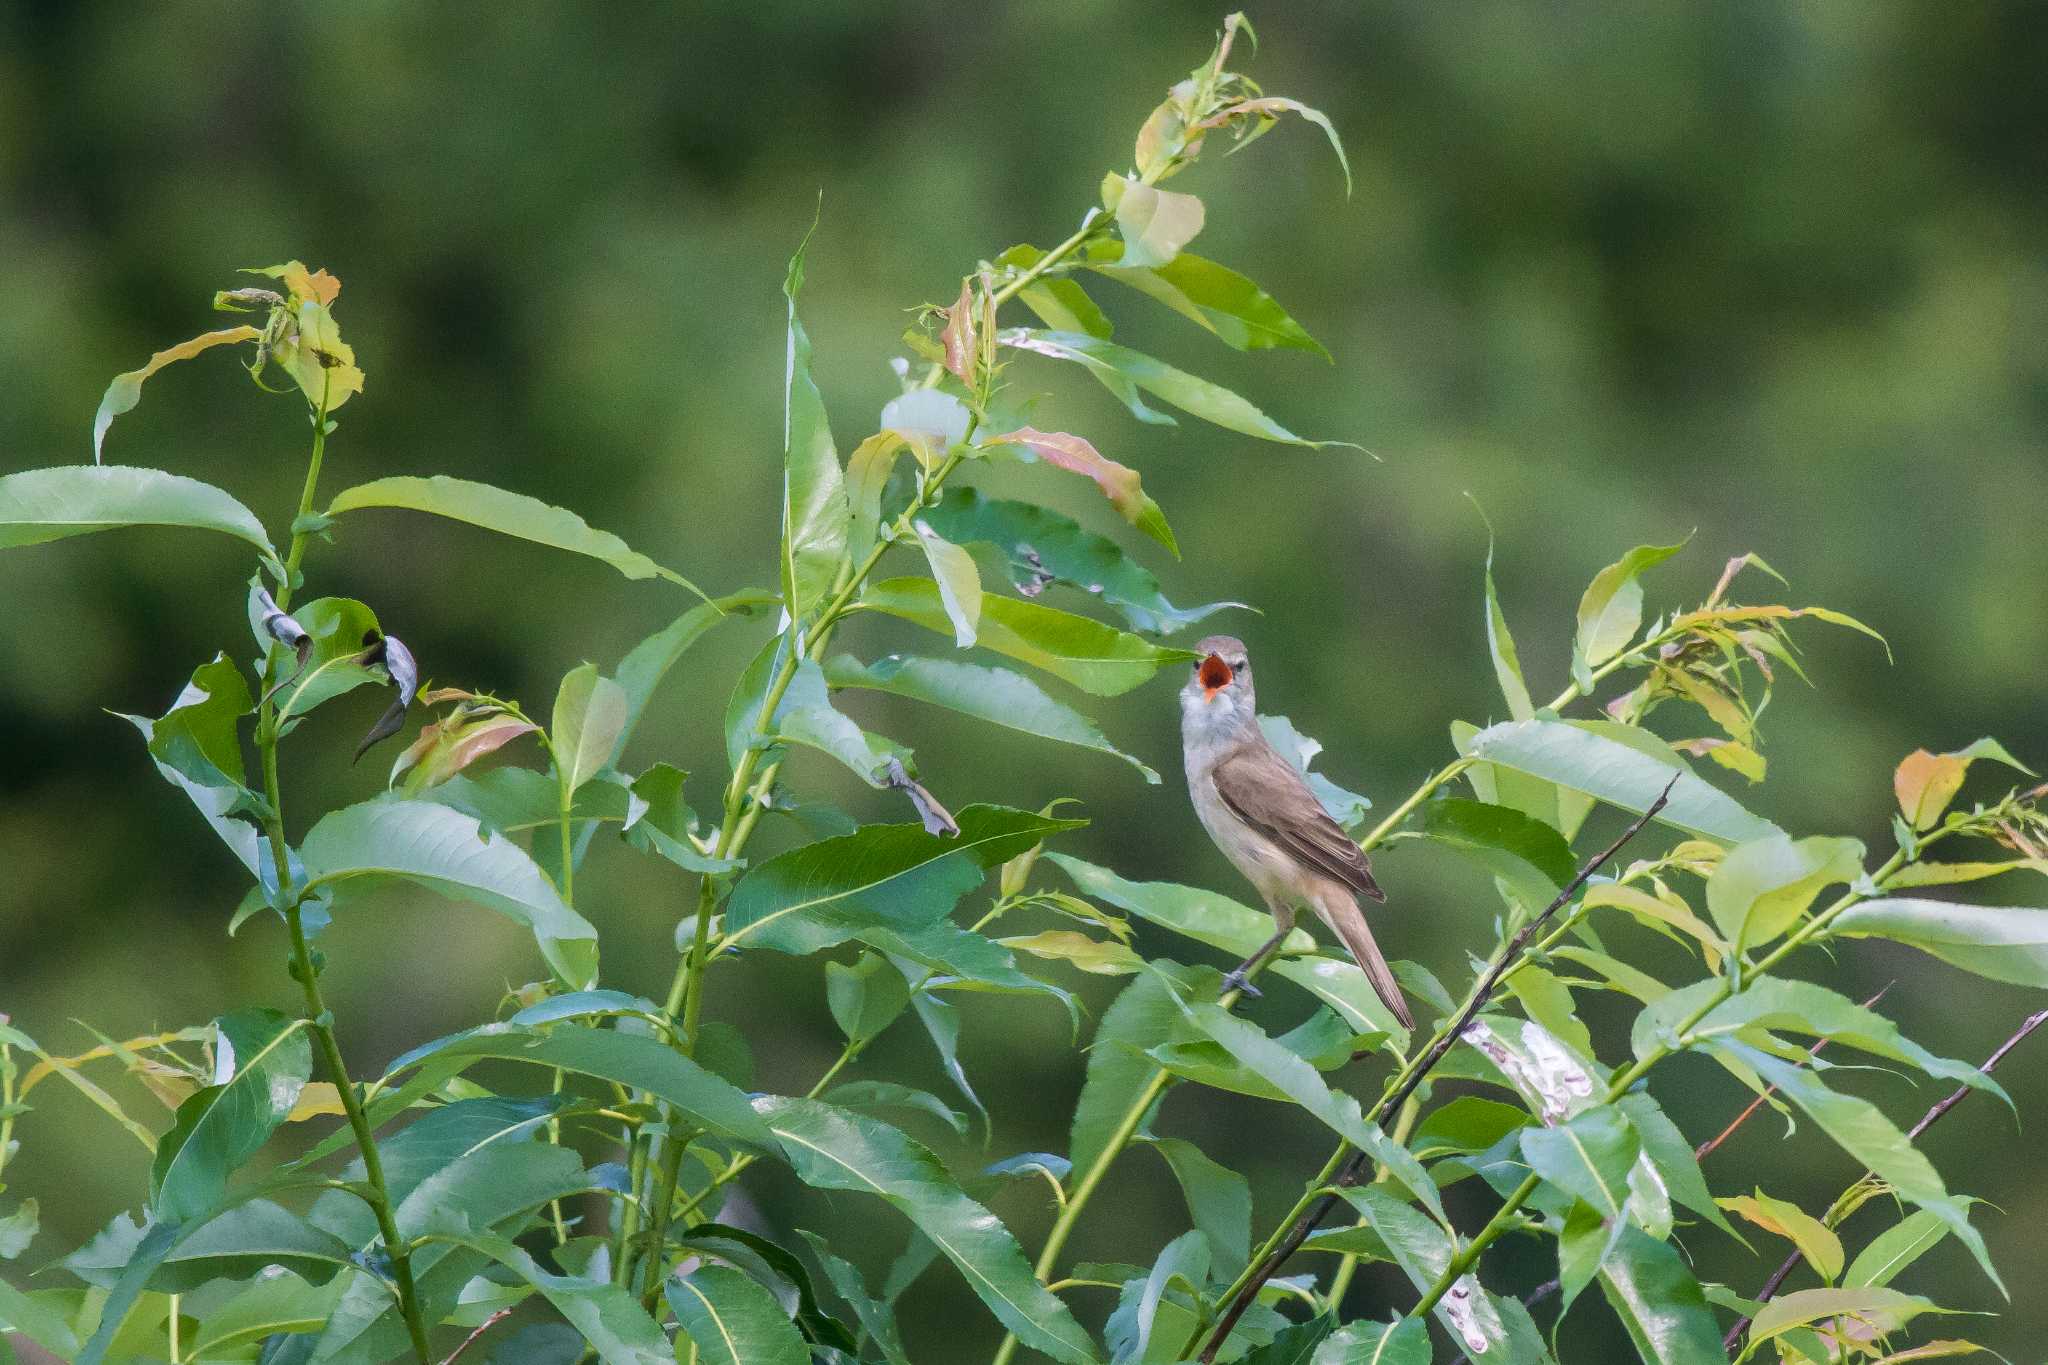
xmin=352 ymin=632 xmax=419 ymax=762
xmin=92 ymin=326 xmax=263 ymax=462
xmin=884 ymin=756 xmax=958 ymax=837
xmin=941 ymin=277 xmax=978 ymax=387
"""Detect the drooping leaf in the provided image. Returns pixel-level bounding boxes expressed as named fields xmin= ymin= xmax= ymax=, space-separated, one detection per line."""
xmin=781 ymin=223 xmax=851 ymax=619
xmin=907 ymin=989 xmax=988 ymax=1135
xmin=721 ymin=805 xmax=1084 ymax=955
xmin=1140 ymin=1136 xmax=1251 ymax=1276
xmin=0 ymin=465 xmax=279 ymax=570
xmin=824 ymin=653 xmax=1159 ymax=782
xmin=551 ymin=663 xmax=627 ymax=796
xmin=728 ymin=637 xmax=911 ymax=787
xmin=756 ymin=1097 xmax=1102 ymax=1364
xmin=324 ymin=474 xmax=709 ymax=599
xmin=91 ymin=326 xmax=262 ymax=461
xmin=1469 ymin=718 xmax=1782 ymax=845
xmin=1069 ymin=968 xmax=1184 ymax=1177
xmin=1595 ymin=1225 xmax=1730 ymax=1365
xmin=150 ymin=1008 xmax=310 ymax=1222
xmin=863 ymin=577 xmax=1196 ymax=696
xmin=911 ymin=519 xmax=983 ymax=646
xmin=666 ymin=1262 xmax=815 ymax=1365
xmin=121 ymin=652 xmax=263 ymax=828
xmin=1705 ymin=833 xmax=1865 ymax=951
xmin=1110 ymin=180 xmax=1206 ymax=269
xmin=1709 ymin=1040 xmax=1999 ymax=1291
xmin=419 ymin=1218 xmax=670 ymax=1365
xmin=299 ymin=798 xmax=600 ymax=988
xmin=1196 ymin=95 xmax=1353 ymax=192
xmin=1718 ymin=1189 xmax=1844 ymax=1283
xmin=983 ymin=426 xmax=1178 ymax=556
xmin=1574 ymin=540 xmax=1686 ymax=669
xmin=999 ymin=329 xmax=1324 ymax=444
xmin=827 ymin=953 xmax=913 ymax=1044
xmin=1083 ymin=245 xmax=1325 ymax=358
xmin=1660 ymin=976 xmax=2006 ymax=1103
xmin=1832 ymin=898 xmax=2048 ymax=988
xmin=918 ymin=488 xmax=1239 ymax=635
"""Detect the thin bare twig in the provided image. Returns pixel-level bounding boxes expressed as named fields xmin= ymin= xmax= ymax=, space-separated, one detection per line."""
xmin=1196 ymin=779 xmax=1678 ymax=1362
xmin=1722 ymin=1007 xmax=2048 ymax=1352
xmin=442 ymin=1307 xmax=514 ymax=1364
xmin=1694 ymin=982 xmax=1893 ymax=1162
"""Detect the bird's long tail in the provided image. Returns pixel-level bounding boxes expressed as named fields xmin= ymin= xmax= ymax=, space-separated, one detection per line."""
xmin=1314 ymin=888 xmax=1414 ymax=1030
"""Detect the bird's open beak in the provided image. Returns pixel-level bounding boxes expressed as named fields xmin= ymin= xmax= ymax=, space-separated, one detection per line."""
xmin=1198 ymin=653 xmax=1233 ymax=699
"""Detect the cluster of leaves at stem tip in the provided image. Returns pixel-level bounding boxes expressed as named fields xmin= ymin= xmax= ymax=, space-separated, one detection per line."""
xmin=2 ymin=14 xmax=2045 ymax=1365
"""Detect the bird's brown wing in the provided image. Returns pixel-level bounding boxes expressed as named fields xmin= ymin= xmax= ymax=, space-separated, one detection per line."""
xmin=1211 ymin=742 xmax=1386 ymax=902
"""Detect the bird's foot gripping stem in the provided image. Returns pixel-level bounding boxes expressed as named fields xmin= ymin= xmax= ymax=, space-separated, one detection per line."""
xmin=1219 ymin=964 xmax=1263 ymax=999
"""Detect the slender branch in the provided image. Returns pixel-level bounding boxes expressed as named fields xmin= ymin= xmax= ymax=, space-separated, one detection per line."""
xmin=1694 ymin=981 xmax=1892 ymax=1163
xmin=1721 ymin=1007 xmax=2048 ymax=1352
xmin=441 ymin=1308 xmax=513 ymax=1364
xmin=1193 ymin=780 xmax=1678 ymax=1361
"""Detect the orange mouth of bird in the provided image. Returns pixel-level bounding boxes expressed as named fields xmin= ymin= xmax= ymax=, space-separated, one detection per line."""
xmin=1199 ymin=654 xmax=1233 ymax=696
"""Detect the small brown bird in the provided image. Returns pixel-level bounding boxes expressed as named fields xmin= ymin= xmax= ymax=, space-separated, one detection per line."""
xmin=1179 ymin=635 xmax=1413 ymax=1028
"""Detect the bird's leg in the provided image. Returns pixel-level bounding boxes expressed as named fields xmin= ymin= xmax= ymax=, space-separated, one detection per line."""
xmin=1220 ymin=923 xmax=1293 ymax=1000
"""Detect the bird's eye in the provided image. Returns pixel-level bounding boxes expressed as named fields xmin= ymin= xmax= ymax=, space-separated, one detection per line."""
xmin=1231 ymin=658 xmax=1248 ymax=671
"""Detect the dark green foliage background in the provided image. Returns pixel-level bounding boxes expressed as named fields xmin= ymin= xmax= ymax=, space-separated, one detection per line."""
xmin=2 ymin=3 xmax=2044 ymax=1356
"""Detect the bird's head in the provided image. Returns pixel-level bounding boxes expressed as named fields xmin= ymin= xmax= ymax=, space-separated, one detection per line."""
xmin=1181 ymin=634 xmax=1255 ymax=734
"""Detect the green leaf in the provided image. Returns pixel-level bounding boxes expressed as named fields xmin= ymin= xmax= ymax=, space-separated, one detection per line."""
xmin=420 ymin=1218 xmax=669 ymax=1364
xmin=1520 ymin=1105 xmax=1639 ymax=1222
xmin=1832 ymin=897 xmax=2048 ymax=987
xmin=757 ymin=1097 xmax=1102 ymax=1363
xmin=0 ymin=464 xmax=279 ymax=574
xmin=1747 ymin=1286 xmax=1937 ymax=1348
xmin=1177 ymin=1000 xmax=1443 ymax=1220
xmin=730 ymin=638 xmax=912 ymax=788
xmin=1334 ymin=1186 xmax=1532 ymax=1359
xmin=1084 ymin=246 xmax=1325 ymax=358
xmin=1575 ymin=541 xmax=1686 ymax=668
xmin=863 ymin=577 xmax=1195 ymax=696
xmin=1710 ymin=1040 xmax=2000 ymax=1292
xmin=551 ymin=663 xmax=627 ymax=796
xmin=1418 ymin=796 xmax=1578 ymax=902
xmin=1312 ymin=1316 xmax=1429 ymax=1364
xmin=1718 ymin=1189 xmax=1843 ymax=1282
xmin=781 ymin=224 xmax=850 ymax=620
xmin=118 ymin=654 xmax=270 ymax=873
xmin=999 ymin=329 xmax=1325 ymax=444
xmin=1111 ymin=180 xmax=1205 ymax=268
xmin=0 ymin=1201 xmax=35 ymax=1262
xmin=1002 ymin=928 xmax=1143 ymax=976
xmin=1595 ymin=1225 xmax=1729 ymax=1365
xmin=1461 ymin=1015 xmax=1602 ymax=1123
xmin=1614 ymin=1092 xmax=1742 ymax=1243
xmin=1845 ymin=1209 xmax=1948 ymax=1289
xmin=1050 ymin=855 xmax=1313 ymax=960
xmin=612 ymin=593 xmax=774 ymax=763
xmin=0 ymin=1275 xmax=82 ymax=1360
xmin=1504 ymin=963 xmax=1595 ymax=1062
xmin=908 ymin=990 xmax=987 ymax=1136
xmin=1667 ymin=977 xmax=2006 ymax=1104
xmin=824 ymin=653 xmax=1159 ymax=782
xmin=828 ymin=953 xmax=913 ymax=1044
xmin=997 ymin=243 xmax=1114 ymax=339
xmin=796 ymin=1230 xmax=912 ymax=1364
xmin=911 ymin=519 xmax=983 ymax=646
xmin=918 ymin=488 xmax=1238 ymax=635
xmin=1069 ymin=969 xmax=1183 ymax=1177
xmin=822 ymin=1080 xmax=967 ymax=1137
xmin=62 ymin=1201 xmax=353 ymax=1293
xmin=381 ymin=1022 xmax=766 ymax=1144
xmin=1140 ymin=1136 xmax=1251 ymax=1277
xmin=666 ymin=1263 xmax=814 ymax=1365
xmin=1409 ymin=1096 xmax=1532 ymax=1159
xmin=324 ymin=473 xmax=709 ymax=599
xmin=982 ymin=426 xmax=1178 ymax=556
xmin=1468 ymin=718 xmax=1782 ymax=845
xmin=722 ymin=805 xmax=1082 ymax=955
xmin=1705 ymin=833 xmax=1865 ymax=951
xmin=1479 ymin=523 xmax=1535 ymax=721
xmin=1235 ymin=1314 xmax=1332 ymax=1364
xmin=301 ymin=798 xmax=598 ymax=988
xmin=269 ymin=597 xmax=385 ymax=731
xmin=150 ymin=1008 xmax=310 ymax=1222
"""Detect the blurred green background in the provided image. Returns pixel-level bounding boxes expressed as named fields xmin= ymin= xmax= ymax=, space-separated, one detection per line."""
xmin=4 ymin=3 xmax=2046 ymax=1359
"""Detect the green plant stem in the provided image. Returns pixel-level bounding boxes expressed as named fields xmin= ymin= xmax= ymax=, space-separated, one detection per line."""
xmin=1325 ymin=1095 xmax=1420 ymax=1311
xmin=251 ymin=383 xmax=431 ymax=1365
xmin=634 ymin=214 xmax=1099 ymax=1313
xmin=991 ymin=757 xmax=1480 ymax=1365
